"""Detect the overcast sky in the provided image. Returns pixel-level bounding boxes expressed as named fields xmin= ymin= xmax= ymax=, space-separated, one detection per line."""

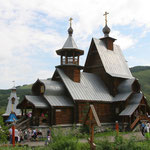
xmin=0 ymin=0 xmax=150 ymax=89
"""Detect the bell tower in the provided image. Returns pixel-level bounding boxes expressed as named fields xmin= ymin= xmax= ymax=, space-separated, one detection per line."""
xmin=56 ymin=18 xmax=84 ymax=82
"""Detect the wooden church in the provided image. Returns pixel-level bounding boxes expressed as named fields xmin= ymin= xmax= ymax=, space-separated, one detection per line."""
xmin=17 ymin=14 xmax=150 ymax=130
xmin=3 ymin=85 xmax=21 ymax=121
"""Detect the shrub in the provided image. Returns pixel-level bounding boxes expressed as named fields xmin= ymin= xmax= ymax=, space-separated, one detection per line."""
xmin=0 ymin=116 xmax=9 ymax=144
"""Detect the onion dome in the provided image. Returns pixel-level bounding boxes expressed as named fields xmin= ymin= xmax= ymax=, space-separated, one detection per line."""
xmin=102 ymin=24 xmax=111 ymax=37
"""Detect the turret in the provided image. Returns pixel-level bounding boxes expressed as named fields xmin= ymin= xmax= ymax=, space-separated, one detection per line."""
xmin=56 ymin=18 xmax=84 ymax=82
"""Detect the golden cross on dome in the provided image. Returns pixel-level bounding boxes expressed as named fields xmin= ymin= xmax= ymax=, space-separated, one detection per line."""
xmin=69 ymin=17 xmax=73 ymax=27
xmin=103 ymin=11 xmax=109 ymax=25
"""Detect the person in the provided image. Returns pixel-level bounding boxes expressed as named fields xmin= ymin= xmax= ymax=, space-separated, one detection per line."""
xmin=9 ymin=127 xmax=12 ymax=144
xmin=146 ymin=122 xmax=150 ymax=133
xmin=27 ymin=128 xmax=32 ymax=141
xmin=15 ymin=128 xmax=19 ymax=143
xmin=45 ymin=128 xmax=51 ymax=145
xmin=32 ymin=129 xmax=37 ymax=140
xmin=24 ymin=130 xmax=28 ymax=140
xmin=18 ymin=129 xmax=23 ymax=143
xmin=141 ymin=122 xmax=146 ymax=136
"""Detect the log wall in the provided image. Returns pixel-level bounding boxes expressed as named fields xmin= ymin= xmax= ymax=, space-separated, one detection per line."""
xmin=55 ymin=107 xmax=73 ymax=124
xmin=77 ymin=102 xmax=125 ymax=123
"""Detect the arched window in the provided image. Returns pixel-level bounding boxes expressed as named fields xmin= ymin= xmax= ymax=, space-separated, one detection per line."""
xmin=11 ymin=97 xmax=15 ymax=104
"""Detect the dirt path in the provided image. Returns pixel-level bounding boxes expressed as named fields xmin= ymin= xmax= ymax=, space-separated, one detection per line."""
xmin=1 ymin=132 xmax=146 ymax=147
xmin=79 ymin=131 xmax=146 ymax=143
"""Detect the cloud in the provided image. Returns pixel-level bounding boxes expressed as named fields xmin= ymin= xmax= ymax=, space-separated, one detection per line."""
xmin=0 ymin=0 xmax=150 ymax=88
xmin=111 ymin=30 xmax=137 ymax=50
xmin=127 ymin=56 xmax=150 ymax=67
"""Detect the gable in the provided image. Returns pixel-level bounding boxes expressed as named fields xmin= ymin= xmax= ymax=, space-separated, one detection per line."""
xmin=84 ymin=39 xmax=104 ymax=74
xmin=93 ymin=38 xmax=133 ymax=79
xmin=84 ymin=38 xmax=133 ymax=79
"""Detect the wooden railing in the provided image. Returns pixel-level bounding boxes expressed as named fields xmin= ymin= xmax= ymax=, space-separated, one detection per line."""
xmin=16 ymin=117 xmax=32 ymax=130
xmin=130 ymin=115 xmax=150 ymax=130
xmin=130 ymin=116 xmax=140 ymax=130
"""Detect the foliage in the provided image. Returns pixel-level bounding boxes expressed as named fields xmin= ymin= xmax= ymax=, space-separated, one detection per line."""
xmin=96 ymin=134 xmax=149 ymax=150
xmin=130 ymin=66 xmax=150 ymax=73
xmin=132 ymin=68 xmax=150 ymax=105
xmin=79 ymin=124 xmax=90 ymax=134
xmin=45 ymin=127 xmax=90 ymax=150
xmin=0 ymin=116 xmax=9 ymax=144
xmin=145 ymin=133 xmax=150 ymax=140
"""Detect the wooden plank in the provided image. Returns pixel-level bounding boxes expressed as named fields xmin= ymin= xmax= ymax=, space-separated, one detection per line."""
xmin=90 ymin=105 xmax=101 ymax=127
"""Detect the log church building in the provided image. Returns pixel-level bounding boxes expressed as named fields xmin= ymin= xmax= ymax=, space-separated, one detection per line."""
xmin=17 ymin=14 xmax=150 ymax=130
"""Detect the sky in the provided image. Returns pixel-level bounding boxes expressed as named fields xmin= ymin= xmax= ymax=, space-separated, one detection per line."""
xmin=0 ymin=0 xmax=150 ymax=89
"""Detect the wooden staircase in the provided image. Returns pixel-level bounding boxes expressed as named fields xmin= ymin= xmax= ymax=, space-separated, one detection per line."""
xmin=16 ymin=117 xmax=32 ymax=130
xmin=130 ymin=116 xmax=140 ymax=130
xmin=130 ymin=115 xmax=150 ymax=130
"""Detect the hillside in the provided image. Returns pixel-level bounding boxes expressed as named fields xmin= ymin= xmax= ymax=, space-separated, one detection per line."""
xmin=0 ymin=84 xmax=32 ymax=111
xmin=131 ymin=66 xmax=150 ymax=104
xmin=0 ymin=66 xmax=150 ymax=111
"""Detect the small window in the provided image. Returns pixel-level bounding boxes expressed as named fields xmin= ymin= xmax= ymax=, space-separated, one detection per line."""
xmin=11 ymin=97 xmax=15 ymax=104
xmin=40 ymin=85 xmax=45 ymax=94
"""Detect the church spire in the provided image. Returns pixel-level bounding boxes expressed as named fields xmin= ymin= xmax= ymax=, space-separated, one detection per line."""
xmin=100 ymin=12 xmax=116 ymax=51
xmin=68 ymin=17 xmax=73 ymax=36
xmin=102 ymin=11 xmax=111 ymax=37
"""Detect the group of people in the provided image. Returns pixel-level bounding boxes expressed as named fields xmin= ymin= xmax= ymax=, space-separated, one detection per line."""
xmin=9 ymin=127 xmax=43 ymax=144
xmin=9 ymin=128 xmax=22 ymax=144
xmin=141 ymin=121 xmax=150 ymax=136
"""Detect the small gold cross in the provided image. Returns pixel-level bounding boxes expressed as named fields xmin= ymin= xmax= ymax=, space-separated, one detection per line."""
xmin=103 ymin=11 xmax=109 ymax=25
xmin=69 ymin=17 xmax=73 ymax=27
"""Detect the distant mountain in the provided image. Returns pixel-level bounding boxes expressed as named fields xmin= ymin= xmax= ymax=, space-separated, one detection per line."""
xmin=130 ymin=66 xmax=150 ymax=104
xmin=0 ymin=66 xmax=150 ymax=111
xmin=130 ymin=66 xmax=150 ymax=73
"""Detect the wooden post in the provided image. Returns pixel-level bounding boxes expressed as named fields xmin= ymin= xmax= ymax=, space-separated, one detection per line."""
xmin=12 ymin=124 xmax=15 ymax=147
xmin=122 ymin=117 xmax=124 ymax=131
xmin=89 ymin=109 xmax=96 ymax=150
xmin=115 ymin=121 xmax=119 ymax=136
xmin=84 ymin=105 xmax=101 ymax=150
xmin=73 ymin=52 xmax=75 ymax=64
xmin=21 ymin=109 xmax=23 ymax=116
xmin=61 ymin=55 xmax=63 ymax=65
xmin=77 ymin=55 xmax=79 ymax=65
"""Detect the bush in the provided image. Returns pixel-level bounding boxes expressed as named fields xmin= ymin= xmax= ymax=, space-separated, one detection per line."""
xmin=46 ymin=127 xmax=90 ymax=150
xmin=96 ymin=134 xmax=148 ymax=150
xmin=0 ymin=116 xmax=9 ymax=144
